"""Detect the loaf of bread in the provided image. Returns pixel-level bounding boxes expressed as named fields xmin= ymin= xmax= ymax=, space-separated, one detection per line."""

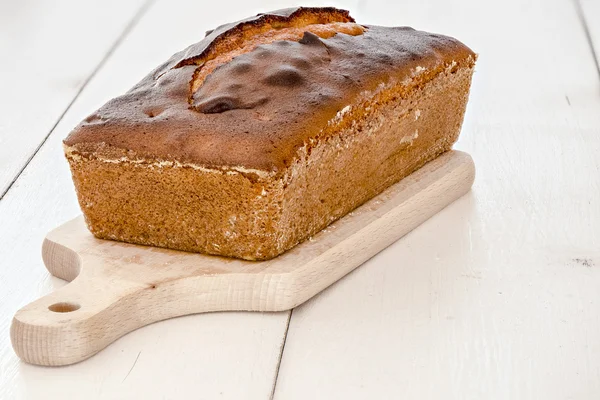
xmin=64 ymin=7 xmax=476 ymax=260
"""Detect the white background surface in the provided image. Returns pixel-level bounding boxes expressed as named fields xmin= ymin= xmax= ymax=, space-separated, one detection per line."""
xmin=1 ymin=0 xmax=599 ymax=399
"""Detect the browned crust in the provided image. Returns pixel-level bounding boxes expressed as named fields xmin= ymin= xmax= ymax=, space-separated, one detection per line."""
xmin=173 ymin=7 xmax=354 ymax=69
xmin=64 ymin=7 xmax=475 ymax=176
xmin=188 ymin=22 xmax=366 ymax=101
xmin=175 ymin=7 xmax=357 ymax=104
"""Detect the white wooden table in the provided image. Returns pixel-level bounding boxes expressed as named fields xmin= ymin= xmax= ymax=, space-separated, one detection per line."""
xmin=1 ymin=0 xmax=599 ymax=398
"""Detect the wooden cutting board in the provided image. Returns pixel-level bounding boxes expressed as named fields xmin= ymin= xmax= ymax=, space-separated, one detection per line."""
xmin=11 ymin=150 xmax=474 ymax=366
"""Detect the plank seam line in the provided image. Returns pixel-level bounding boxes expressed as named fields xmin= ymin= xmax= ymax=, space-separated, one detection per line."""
xmin=0 ymin=0 xmax=157 ymax=202
xmin=573 ymin=0 xmax=600 ymax=83
xmin=270 ymin=310 xmax=293 ymax=400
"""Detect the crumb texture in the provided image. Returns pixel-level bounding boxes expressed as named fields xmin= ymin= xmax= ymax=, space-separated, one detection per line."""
xmin=64 ymin=7 xmax=475 ymax=173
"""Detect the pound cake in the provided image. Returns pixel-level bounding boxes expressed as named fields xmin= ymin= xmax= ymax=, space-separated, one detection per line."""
xmin=64 ymin=7 xmax=476 ymax=260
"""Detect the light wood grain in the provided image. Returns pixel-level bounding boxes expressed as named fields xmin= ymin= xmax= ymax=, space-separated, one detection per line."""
xmin=0 ymin=0 xmax=146 ymax=198
xmin=11 ymin=151 xmax=474 ymax=366
xmin=273 ymin=0 xmax=600 ymax=399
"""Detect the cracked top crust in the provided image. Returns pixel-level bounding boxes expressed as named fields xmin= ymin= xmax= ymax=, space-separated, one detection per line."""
xmin=64 ymin=7 xmax=475 ymax=175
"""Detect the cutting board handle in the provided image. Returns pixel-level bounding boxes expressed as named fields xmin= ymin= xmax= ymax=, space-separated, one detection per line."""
xmin=10 ymin=151 xmax=476 ymax=366
xmin=11 ymin=251 xmax=149 ymax=366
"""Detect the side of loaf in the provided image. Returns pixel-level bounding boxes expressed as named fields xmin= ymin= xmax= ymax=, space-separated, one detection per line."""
xmin=64 ymin=7 xmax=476 ymax=260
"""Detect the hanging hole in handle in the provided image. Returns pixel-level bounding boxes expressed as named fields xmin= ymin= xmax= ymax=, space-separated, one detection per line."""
xmin=48 ymin=302 xmax=81 ymax=313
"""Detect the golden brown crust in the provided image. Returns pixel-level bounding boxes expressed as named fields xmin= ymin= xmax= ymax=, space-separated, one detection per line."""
xmin=174 ymin=7 xmax=355 ymax=69
xmin=189 ymin=22 xmax=366 ymax=95
xmin=64 ymin=7 xmax=475 ymax=176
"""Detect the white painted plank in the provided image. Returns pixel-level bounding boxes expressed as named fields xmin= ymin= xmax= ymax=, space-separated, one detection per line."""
xmin=579 ymin=0 xmax=600 ymax=74
xmin=274 ymin=0 xmax=600 ymax=399
xmin=0 ymin=1 xmax=293 ymax=399
xmin=0 ymin=0 xmax=147 ymax=198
